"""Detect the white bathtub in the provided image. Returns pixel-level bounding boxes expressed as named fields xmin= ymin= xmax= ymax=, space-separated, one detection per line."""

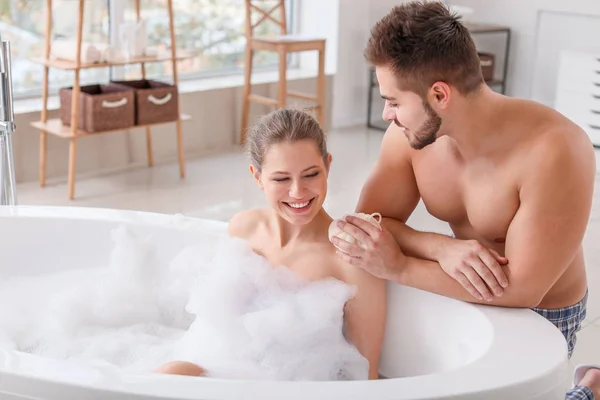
xmin=0 ymin=206 xmax=570 ymax=399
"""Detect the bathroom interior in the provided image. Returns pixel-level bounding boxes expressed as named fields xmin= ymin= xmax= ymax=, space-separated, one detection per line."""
xmin=0 ymin=0 xmax=599 ymax=399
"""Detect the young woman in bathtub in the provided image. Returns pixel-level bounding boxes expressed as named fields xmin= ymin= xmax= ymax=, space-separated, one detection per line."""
xmin=154 ymin=109 xmax=387 ymax=380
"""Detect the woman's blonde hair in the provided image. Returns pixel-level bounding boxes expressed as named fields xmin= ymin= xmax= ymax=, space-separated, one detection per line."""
xmin=246 ymin=109 xmax=328 ymax=173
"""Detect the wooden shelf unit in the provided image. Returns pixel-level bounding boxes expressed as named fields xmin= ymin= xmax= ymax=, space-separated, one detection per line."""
xmin=30 ymin=49 xmax=195 ymax=71
xmin=31 ymin=115 xmax=191 ymax=139
xmin=30 ymin=0 xmax=193 ymax=200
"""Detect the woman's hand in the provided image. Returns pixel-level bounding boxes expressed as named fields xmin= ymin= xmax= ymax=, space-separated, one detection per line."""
xmin=331 ymin=215 xmax=406 ymax=280
xmin=436 ymin=238 xmax=509 ymax=301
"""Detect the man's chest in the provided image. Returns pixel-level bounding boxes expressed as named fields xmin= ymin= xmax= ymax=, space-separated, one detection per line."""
xmin=412 ymin=154 xmax=520 ymax=244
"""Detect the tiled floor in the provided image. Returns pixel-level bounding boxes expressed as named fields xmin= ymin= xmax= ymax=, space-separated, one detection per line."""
xmin=16 ymin=125 xmax=600 ymax=377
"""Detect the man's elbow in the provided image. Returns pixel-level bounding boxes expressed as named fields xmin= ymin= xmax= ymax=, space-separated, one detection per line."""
xmin=498 ymin=286 xmax=546 ymax=308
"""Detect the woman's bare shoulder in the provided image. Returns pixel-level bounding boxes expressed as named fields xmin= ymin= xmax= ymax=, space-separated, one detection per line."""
xmin=227 ymin=208 xmax=270 ymax=240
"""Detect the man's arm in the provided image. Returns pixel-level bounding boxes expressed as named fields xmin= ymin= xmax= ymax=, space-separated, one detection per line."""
xmin=391 ymin=133 xmax=596 ymax=307
xmin=347 ymin=125 xmax=507 ymax=299
xmin=355 ymin=123 xmax=446 ymax=260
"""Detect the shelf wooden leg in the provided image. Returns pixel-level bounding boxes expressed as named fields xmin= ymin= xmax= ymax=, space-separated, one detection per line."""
xmin=146 ymin=127 xmax=154 ymax=167
xmin=68 ymin=68 xmax=81 ymax=199
xmin=176 ymin=119 xmax=185 ymax=178
xmin=167 ymin=0 xmax=178 ymax=85
xmin=317 ymin=47 xmax=326 ymax=128
xmin=68 ymin=139 xmax=77 ymax=200
xmin=135 ymin=0 xmax=147 ymax=79
xmin=240 ymin=48 xmax=253 ymax=145
xmin=65 ymin=0 xmax=84 ymax=200
xmin=135 ymin=0 xmax=153 ymax=167
xmin=40 ymin=131 xmax=47 ymax=187
xmin=40 ymin=0 xmax=53 ymax=187
xmin=40 ymin=64 xmax=50 ymax=188
xmin=168 ymin=0 xmax=185 ymax=179
xmin=278 ymin=48 xmax=287 ymax=109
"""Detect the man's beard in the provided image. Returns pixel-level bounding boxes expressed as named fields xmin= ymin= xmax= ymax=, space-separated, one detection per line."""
xmin=396 ymin=101 xmax=442 ymax=150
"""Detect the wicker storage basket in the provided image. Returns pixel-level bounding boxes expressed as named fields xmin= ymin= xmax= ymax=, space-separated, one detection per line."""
xmin=110 ymin=79 xmax=179 ymax=125
xmin=59 ymin=83 xmax=135 ymax=133
xmin=478 ymin=52 xmax=495 ymax=82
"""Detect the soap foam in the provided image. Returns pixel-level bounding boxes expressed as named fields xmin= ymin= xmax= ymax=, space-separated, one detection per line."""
xmin=0 ymin=225 xmax=369 ymax=381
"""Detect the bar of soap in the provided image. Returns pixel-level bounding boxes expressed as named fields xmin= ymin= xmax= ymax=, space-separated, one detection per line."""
xmin=328 ymin=212 xmax=382 ymax=250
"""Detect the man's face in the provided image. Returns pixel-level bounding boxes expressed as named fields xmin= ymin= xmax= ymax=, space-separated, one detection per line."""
xmin=376 ymin=66 xmax=442 ymax=150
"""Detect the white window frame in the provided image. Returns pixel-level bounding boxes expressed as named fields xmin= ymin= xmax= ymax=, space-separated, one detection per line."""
xmin=108 ymin=0 xmax=300 ymax=82
xmin=10 ymin=0 xmax=298 ymax=100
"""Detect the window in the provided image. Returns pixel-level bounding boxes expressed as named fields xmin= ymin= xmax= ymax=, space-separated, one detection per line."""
xmin=0 ymin=0 xmax=295 ymax=99
xmin=0 ymin=0 xmax=110 ymax=98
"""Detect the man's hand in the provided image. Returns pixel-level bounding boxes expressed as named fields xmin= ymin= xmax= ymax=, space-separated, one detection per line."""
xmin=436 ymin=238 xmax=509 ymax=302
xmin=331 ymin=215 xmax=406 ymax=279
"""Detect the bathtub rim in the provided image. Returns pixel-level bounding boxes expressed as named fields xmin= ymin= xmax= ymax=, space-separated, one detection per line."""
xmin=0 ymin=205 xmax=570 ymax=399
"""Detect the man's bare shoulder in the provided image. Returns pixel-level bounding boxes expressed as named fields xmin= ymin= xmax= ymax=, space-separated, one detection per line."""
xmin=227 ymin=209 xmax=270 ymax=240
xmin=507 ymin=98 xmax=594 ymax=165
xmin=516 ymin=101 xmax=596 ymax=190
xmin=535 ymin=113 xmax=594 ymax=166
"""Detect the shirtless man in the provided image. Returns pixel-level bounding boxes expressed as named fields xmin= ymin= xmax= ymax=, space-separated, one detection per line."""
xmin=330 ymin=1 xmax=599 ymax=398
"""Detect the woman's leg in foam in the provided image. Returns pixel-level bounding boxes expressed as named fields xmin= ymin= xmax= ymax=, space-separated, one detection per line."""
xmin=154 ymin=361 xmax=207 ymax=377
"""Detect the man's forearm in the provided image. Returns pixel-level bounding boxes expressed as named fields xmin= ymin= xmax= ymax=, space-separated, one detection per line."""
xmin=382 ymin=217 xmax=452 ymax=262
xmin=388 ymin=256 xmax=532 ymax=308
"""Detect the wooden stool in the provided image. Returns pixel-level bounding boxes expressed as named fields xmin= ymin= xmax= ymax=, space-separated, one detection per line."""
xmin=240 ymin=0 xmax=327 ymax=144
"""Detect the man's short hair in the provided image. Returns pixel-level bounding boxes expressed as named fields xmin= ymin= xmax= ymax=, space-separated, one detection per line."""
xmin=365 ymin=1 xmax=484 ymax=96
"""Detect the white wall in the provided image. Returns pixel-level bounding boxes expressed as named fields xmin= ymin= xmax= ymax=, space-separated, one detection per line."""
xmin=331 ymin=0 xmax=413 ymax=128
xmin=331 ymin=0 xmax=600 ymax=128
xmin=298 ymin=0 xmax=340 ymax=75
xmin=446 ymin=0 xmax=600 ymax=105
xmin=330 ymin=0 xmax=371 ymax=128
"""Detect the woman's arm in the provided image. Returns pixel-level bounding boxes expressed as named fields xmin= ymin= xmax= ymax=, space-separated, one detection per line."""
xmin=354 ymin=123 xmax=427 ymax=259
xmin=339 ymin=260 xmax=387 ymax=380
